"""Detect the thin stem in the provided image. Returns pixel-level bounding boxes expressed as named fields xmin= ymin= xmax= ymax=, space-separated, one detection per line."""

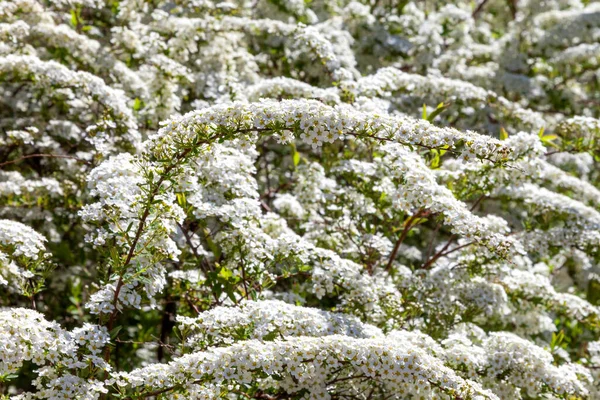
xmin=472 ymin=0 xmax=490 ymax=18
xmin=439 ymin=241 xmax=475 ymax=258
xmin=421 ymin=194 xmax=486 ymax=269
xmin=102 ymin=146 xmax=194 ymax=379
xmin=425 ymin=219 xmax=443 ymax=261
xmin=421 ymin=235 xmax=456 ymax=270
xmin=240 ymin=260 xmax=250 ymax=300
xmin=0 ymin=153 xmax=90 ymax=169
xmin=386 ymin=210 xmax=425 ymax=272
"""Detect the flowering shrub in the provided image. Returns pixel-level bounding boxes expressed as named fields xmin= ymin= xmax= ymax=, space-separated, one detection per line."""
xmin=1 ymin=0 xmax=600 ymax=398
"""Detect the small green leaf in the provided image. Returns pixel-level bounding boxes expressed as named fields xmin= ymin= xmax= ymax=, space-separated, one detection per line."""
xmin=262 ymin=330 xmax=279 ymax=341
xmin=176 ymin=192 xmax=186 ymax=207
xmin=70 ymin=9 xmax=78 ymax=27
xmin=218 ymin=267 xmax=233 ymax=280
xmin=109 ymin=325 xmax=123 ymax=339
xmin=133 ymin=98 xmax=142 ymax=111
xmin=293 ymin=150 xmax=300 ymax=167
xmin=225 ymin=287 xmax=237 ymax=303
xmin=110 ymin=247 xmax=121 ymax=268
xmin=429 ymin=149 xmax=440 ymax=169
xmin=587 ymin=278 xmax=600 ymax=305
xmin=538 ymin=127 xmax=545 ymax=138
xmin=422 ymin=104 xmax=427 ymax=120
xmin=499 ymin=127 xmax=509 ymax=140
xmin=427 ymin=102 xmax=450 ymax=122
xmin=0 ymin=374 xmax=18 ymax=382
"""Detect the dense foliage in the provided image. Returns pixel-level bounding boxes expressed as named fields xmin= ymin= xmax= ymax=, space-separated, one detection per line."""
xmin=1 ymin=0 xmax=600 ymax=398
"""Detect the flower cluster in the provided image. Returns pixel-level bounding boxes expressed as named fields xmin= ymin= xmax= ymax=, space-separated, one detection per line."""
xmin=0 ymin=220 xmax=49 ymax=294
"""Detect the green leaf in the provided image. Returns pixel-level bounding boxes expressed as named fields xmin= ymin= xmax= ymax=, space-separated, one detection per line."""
xmin=133 ymin=97 xmax=142 ymax=111
xmin=218 ymin=267 xmax=233 ymax=280
xmin=293 ymin=150 xmax=300 ymax=167
xmin=430 ymin=149 xmax=441 ymax=169
xmin=588 ymin=278 xmax=600 ymax=305
xmin=538 ymin=126 xmax=545 ymax=138
xmin=109 ymin=325 xmax=123 ymax=339
xmin=0 ymin=374 xmax=18 ymax=383
xmin=427 ymin=102 xmax=450 ymax=122
xmin=262 ymin=330 xmax=279 ymax=341
xmin=110 ymin=247 xmax=121 ymax=269
xmin=439 ymin=145 xmax=449 ymax=156
xmin=499 ymin=127 xmax=509 ymax=140
xmin=421 ymin=104 xmax=427 ymax=120
xmin=70 ymin=9 xmax=78 ymax=27
xmin=541 ymin=134 xmax=558 ymax=142
xmin=176 ymin=192 xmax=186 ymax=207
xmin=225 ymin=287 xmax=237 ymax=303
xmin=550 ymin=330 xmax=565 ymax=351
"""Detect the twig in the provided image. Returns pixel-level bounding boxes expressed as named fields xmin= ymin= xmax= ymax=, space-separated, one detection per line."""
xmin=0 ymin=153 xmax=90 ymax=168
xmin=386 ymin=210 xmax=425 ymax=271
xmin=421 ymin=234 xmax=456 ymax=270
xmin=472 ymin=0 xmax=490 ymax=18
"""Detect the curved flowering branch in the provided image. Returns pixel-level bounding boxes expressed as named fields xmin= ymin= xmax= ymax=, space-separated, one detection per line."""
xmin=111 ymin=335 xmax=497 ymax=400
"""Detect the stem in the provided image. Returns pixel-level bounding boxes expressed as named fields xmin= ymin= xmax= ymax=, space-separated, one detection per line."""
xmin=101 ymin=147 xmax=194 ymax=379
xmin=472 ymin=0 xmax=490 ymax=18
xmin=421 ymin=194 xmax=486 ymax=269
xmin=386 ymin=210 xmax=424 ymax=272
xmin=439 ymin=241 xmax=475 ymax=258
xmin=425 ymin=219 xmax=443 ymax=261
xmin=240 ymin=260 xmax=250 ymax=300
xmin=0 ymin=153 xmax=90 ymax=168
xmin=421 ymin=234 xmax=456 ymax=270
xmin=157 ymin=297 xmax=176 ymax=362
xmin=469 ymin=194 xmax=486 ymax=212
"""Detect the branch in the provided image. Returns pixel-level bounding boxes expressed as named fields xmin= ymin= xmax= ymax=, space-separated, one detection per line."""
xmin=0 ymin=153 xmax=91 ymax=169
xmin=472 ymin=0 xmax=490 ymax=18
xmin=386 ymin=210 xmax=425 ymax=272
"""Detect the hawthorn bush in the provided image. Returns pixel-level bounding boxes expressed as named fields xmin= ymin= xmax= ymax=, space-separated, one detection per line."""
xmin=1 ymin=0 xmax=600 ymax=398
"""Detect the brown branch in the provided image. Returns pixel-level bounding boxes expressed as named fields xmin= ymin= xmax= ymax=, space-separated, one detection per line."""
xmin=472 ymin=0 xmax=490 ymax=18
xmin=386 ymin=210 xmax=425 ymax=272
xmin=102 ymin=146 xmax=194 ymax=378
xmin=469 ymin=194 xmax=487 ymax=212
xmin=177 ymin=221 xmax=211 ymax=274
xmin=0 ymin=153 xmax=90 ymax=168
xmin=439 ymin=241 xmax=475 ymax=258
xmin=422 ymin=194 xmax=486 ymax=269
xmin=425 ymin=218 xmax=443 ymax=261
xmin=157 ymin=298 xmax=176 ymax=362
xmin=421 ymin=234 xmax=456 ymax=270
